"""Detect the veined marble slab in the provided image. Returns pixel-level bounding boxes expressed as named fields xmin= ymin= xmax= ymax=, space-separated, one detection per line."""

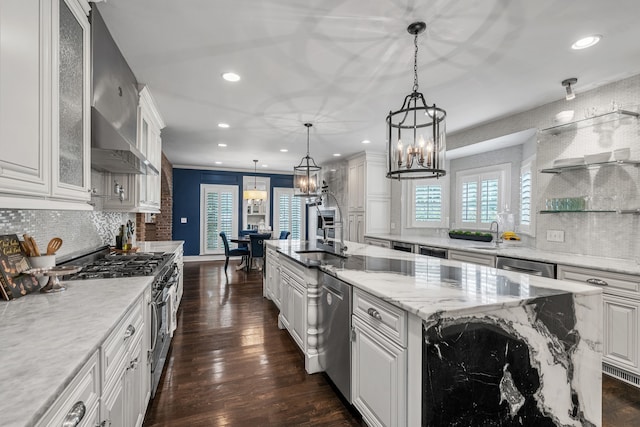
xmin=137 ymin=240 xmax=184 ymax=255
xmin=0 ymin=277 xmax=151 ymax=426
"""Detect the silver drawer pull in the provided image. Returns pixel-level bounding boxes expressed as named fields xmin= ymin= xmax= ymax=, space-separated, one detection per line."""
xmin=367 ymin=307 xmax=382 ymax=320
xmin=124 ymin=324 xmax=135 ymax=339
xmin=62 ymin=401 xmax=85 ymax=427
xmin=586 ymin=278 xmax=609 ymax=286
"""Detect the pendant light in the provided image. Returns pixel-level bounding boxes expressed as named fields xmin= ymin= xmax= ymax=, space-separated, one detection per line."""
xmin=386 ymin=21 xmax=447 ymax=180
xmin=294 ymin=123 xmax=321 ymax=197
xmin=243 ymin=160 xmax=267 ymax=201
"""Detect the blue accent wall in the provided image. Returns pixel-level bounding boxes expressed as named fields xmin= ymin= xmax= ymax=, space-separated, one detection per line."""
xmin=172 ymin=168 xmax=294 ymax=256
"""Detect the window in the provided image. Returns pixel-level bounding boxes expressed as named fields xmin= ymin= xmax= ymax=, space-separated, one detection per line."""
xmin=519 ymin=156 xmax=535 ymax=235
xmin=456 ymin=163 xmax=510 ymax=230
xmin=200 ymin=184 xmax=239 ymax=254
xmin=406 ymin=179 xmax=447 ymax=228
xmin=273 ymin=187 xmax=305 ymax=240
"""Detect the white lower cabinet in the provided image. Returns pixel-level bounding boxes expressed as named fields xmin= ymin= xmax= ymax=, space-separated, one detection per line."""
xmin=280 ymin=264 xmax=307 ymax=351
xmin=352 ymin=289 xmax=407 ymax=427
xmin=265 ymin=247 xmax=282 ymax=308
xmin=558 ymin=264 xmax=640 ymax=386
xmin=35 ymin=350 xmax=100 ymax=427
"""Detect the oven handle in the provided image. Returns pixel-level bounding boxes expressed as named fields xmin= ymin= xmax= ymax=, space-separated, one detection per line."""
xmin=149 ymin=301 xmax=159 ymax=355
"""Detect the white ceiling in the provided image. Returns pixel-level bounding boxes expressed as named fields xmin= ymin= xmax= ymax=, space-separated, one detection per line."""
xmin=96 ymin=0 xmax=640 ymax=173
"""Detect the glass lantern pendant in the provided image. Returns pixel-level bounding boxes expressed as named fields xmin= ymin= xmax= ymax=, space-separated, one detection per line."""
xmin=386 ymin=22 xmax=447 ymax=180
xmin=294 ymin=123 xmax=321 ymax=197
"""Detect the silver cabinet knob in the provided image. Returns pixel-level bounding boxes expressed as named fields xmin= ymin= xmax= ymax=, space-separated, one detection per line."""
xmin=62 ymin=401 xmax=85 ymax=427
xmin=367 ymin=307 xmax=382 ymax=320
xmin=124 ymin=324 xmax=135 ymax=339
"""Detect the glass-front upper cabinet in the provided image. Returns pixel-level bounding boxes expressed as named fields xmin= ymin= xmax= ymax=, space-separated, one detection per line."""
xmin=52 ymin=0 xmax=91 ymax=201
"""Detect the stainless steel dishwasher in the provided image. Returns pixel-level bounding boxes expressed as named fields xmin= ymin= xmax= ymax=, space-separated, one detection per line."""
xmin=318 ymin=272 xmax=353 ymax=403
xmin=496 ymin=256 xmax=556 ymax=278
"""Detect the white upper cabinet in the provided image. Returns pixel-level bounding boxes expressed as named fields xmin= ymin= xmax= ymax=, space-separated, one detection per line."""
xmin=103 ymin=86 xmax=164 ymax=213
xmin=0 ymin=0 xmax=92 ymax=209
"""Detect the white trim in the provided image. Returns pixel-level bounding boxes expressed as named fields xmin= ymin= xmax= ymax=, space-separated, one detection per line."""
xmin=138 ymin=85 xmax=166 ymax=130
xmin=519 ymin=155 xmax=536 ymax=236
xmin=199 ymin=183 xmax=239 ymax=255
xmin=455 ymin=163 xmax=511 ymax=231
xmin=173 ymin=164 xmax=294 ymax=175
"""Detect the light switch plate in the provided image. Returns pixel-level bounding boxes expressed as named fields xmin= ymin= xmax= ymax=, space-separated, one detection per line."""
xmin=180 ymin=217 xmax=187 ymax=224
xmin=546 ymin=229 xmax=564 ymax=242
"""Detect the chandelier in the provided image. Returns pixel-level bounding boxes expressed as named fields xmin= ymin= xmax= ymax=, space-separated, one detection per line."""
xmin=386 ymin=21 xmax=447 ymax=180
xmin=294 ymin=123 xmax=321 ymax=197
xmin=243 ymin=160 xmax=267 ymax=201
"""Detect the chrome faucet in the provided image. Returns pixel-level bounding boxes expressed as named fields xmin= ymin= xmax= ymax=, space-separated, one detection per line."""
xmin=314 ymin=181 xmax=347 ymax=254
xmin=490 ymin=221 xmax=502 ymax=246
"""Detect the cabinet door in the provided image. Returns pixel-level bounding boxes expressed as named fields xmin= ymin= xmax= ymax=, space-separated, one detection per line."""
xmin=273 ymin=265 xmax=282 ymax=309
xmin=348 ymin=163 xmax=358 ymax=210
xmin=125 ymin=336 xmax=146 ymax=427
xmin=356 ymin=161 xmax=365 ymax=209
xmin=348 ymin=213 xmax=356 ymax=242
xmin=448 ymin=249 xmax=496 ymax=267
xmin=51 ymin=0 xmax=90 ymax=200
xmin=0 ymin=0 xmax=50 ymax=196
xmin=352 ymin=317 xmax=407 ymax=427
xmin=102 ymin=374 xmax=126 ymax=427
xmin=356 ymin=213 xmax=364 ymax=243
xmin=280 ymin=275 xmax=291 ymax=329
xmin=603 ymin=294 xmax=639 ymax=372
xmin=290 ymin=282 xmax=306 ymax=350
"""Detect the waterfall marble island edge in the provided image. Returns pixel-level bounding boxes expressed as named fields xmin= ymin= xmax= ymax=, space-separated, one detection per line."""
xmin=267 ymin=240 xmax=603 ymax=426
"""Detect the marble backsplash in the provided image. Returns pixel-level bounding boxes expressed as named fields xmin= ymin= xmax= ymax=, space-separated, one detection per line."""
xmin=0 ymin=210 xmax=135 ymax=259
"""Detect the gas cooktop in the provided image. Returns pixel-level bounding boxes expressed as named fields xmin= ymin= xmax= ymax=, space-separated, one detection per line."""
xmin=67 ymin=252 xmax=173 ymax=280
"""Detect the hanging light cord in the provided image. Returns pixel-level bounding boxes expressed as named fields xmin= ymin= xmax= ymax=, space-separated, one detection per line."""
xmin=413 ymin=32 xmax=419 ymax=93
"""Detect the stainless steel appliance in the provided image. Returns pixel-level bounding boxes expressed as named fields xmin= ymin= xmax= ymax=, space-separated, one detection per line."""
xmin=496 ymin=256 xmax=556 ymax=278
xmin=419 ymin=245 xmax=448 ymax=259
xmin=319 ymin=272 xmax=352 ymax=402
xmin=392 ymin=241 xmax=414 ymax=253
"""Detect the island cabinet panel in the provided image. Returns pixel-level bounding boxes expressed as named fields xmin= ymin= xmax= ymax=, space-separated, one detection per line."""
xmin=265 ymin=247 xmax=282 ymax=308
xmin=558 ymin=264 xmax=640 ymax=386
xmin=352 ymin=288 xmax=407 ymax=427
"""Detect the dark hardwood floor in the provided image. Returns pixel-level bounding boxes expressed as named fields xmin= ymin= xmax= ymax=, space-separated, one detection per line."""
xmin=144 ymin=260 xmax=640 ymax=426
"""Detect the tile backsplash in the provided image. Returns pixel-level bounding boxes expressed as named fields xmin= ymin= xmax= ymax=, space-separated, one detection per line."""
xmin=0 ymin=210 xmax=135 ymax=259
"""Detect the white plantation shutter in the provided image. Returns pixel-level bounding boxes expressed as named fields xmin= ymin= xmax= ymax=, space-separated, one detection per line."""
xmin=415 ymin=185 xmax=442 ymax=222
xmin=200 ymin=184 xmax=238 ymax=254
xmin=519 ymin=157 xmax=535 ymax=235
xmin=480 ymin=178 xmax=499 ymax=223
xmin=274 ymin=188 xmax=305 ymax=240
xmin=456 ymin=164 xmax=510 ymax=230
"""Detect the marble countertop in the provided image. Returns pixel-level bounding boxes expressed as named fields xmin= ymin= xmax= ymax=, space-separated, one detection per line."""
xmin=268 ymin=240 xmax=601 ymax=320
xmin=137 ymin=240 xmax=184 ymax=255
xmin=365 ymin=233 xmax=640 ymax=276
xmin=0 ymin=240 xmax=183 ymax=427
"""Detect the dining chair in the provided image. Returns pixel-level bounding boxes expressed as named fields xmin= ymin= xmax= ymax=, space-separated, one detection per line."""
xmin=279 ymin=230 xmax=291 ymax=240
xmin=249 ymin=233 xmax=271 ymax=270
xmin=239 ymin=229 xmax=258 ymax=248
xmin=220 ymin=232 xmax=249 ymax=273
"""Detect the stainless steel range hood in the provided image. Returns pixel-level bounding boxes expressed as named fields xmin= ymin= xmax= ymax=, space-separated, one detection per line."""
xmin=90 ymin=7 xmax=158 ymax=175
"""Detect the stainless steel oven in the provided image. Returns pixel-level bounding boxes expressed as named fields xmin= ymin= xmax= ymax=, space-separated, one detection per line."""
xmin=149 ymin=260 xmax=179 ymax=397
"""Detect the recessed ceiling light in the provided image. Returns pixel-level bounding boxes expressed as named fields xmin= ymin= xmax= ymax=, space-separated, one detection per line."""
xmin=218 ymin=123 xmax=230 ymax=128
xmin=215 ymin=161 xmax=222 ymax=165
xmin=361 ymin=140 xmax=371 ymax=144
xmin=333 ymin=153 xmax=341 ymax=157
xmin=571 ymin=35 xmax=601 ymax=50
xmin=280 ymin=149 xmax=288 ymax=152
xmin=330 ymin=169 xmax=337 ymax=172
xmin=218 ymin=143 xmax=227 ymax=147
xmin=222 ymin=72 xmax=240 ymax=82
xmin=262 ymin=164 xmax=268 ymax=168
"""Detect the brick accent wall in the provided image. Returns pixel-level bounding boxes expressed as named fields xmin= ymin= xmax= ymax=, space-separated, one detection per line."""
xmin=135 ymin=153 xmax=173 ymax=242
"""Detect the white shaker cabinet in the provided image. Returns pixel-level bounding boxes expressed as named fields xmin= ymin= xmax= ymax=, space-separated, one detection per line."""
xmin=0 ymin=0 xmax=92 ymax=208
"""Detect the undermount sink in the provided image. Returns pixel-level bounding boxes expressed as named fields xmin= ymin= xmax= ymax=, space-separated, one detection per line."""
xmin=296 ymin=250 xmax=346 ymax=261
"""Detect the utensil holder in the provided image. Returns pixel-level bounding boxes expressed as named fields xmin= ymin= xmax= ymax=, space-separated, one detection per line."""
xmin=29 ymin=255 xmax=55 ymax=286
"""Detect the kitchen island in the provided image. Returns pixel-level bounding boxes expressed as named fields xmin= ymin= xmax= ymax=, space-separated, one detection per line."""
xmin=266 ymin=239 xmax=602 ymax=426
xmin=0 ymin=241 xmax=183 ymax=427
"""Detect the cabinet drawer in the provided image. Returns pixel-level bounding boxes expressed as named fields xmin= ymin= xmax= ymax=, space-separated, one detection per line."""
xmin=448 ymin=250 xmax=496 ymax=267
xmin=36 ymin=351 xmax=100 ymax=427
xmin=353 ymin=289 xmax=407 ymax=346
xmin=102 ymin=298 xmax=144 ymax=389
xmin=558 ymin=265 xmax=640 ymax=297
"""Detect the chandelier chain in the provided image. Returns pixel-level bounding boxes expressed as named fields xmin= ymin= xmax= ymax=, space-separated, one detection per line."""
xmin=413 ymin=33 xmax=419 ymax=92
